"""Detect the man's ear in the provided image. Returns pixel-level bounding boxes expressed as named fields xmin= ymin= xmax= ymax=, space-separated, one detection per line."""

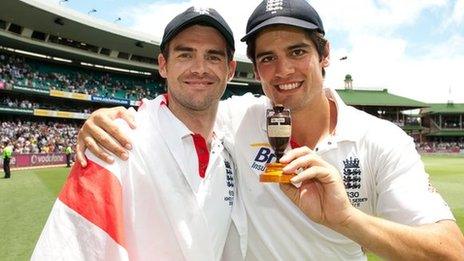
xmin=321 ymin=41 xmax=330 ymax=68
xmin=158 ymin=53 xmax=168 ymax=78
xmin=227 ymin=60 xmax=237 ymax=81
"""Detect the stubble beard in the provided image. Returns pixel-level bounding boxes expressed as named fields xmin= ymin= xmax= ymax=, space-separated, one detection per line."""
xmin=169 ymin=82 xmax=222 ymax=112
xmin=176 ymin=93 xmax=216 ymax=112
xmin=166 ymin=68 xmax=227 ymax=112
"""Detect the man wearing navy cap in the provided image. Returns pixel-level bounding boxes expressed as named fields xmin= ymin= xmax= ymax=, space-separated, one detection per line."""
xmin=230 ymin=0 xmax=464 ymax=260
xmin=33 ymin=7 xmax=246 ymax=260
xmin=75 ymin=0 xmax=464 ymax=260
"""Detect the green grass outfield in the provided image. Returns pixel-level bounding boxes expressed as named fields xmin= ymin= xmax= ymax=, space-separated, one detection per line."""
xmin=0 ymin=155 xmax=463 ymax=261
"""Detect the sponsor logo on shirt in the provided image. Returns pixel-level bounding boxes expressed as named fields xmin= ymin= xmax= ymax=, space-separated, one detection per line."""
xmin=250 ymin=145 xmax=276 ymax=172
xmin=342 ymin=156 xmax=368 ymax=207
xmin=223 ymin=159 xmax=235 ymax=206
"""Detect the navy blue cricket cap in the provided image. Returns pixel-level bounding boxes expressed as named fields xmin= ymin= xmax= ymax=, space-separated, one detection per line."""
xmin=160 ymin=6 xmax=235 ymax=53
xmin=241 ymin=0 xmax=325 ymax=42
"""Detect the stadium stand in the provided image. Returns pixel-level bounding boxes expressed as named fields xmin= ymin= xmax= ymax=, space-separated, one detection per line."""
xmin=419 ymin=103 xmax=464 ymax=147
xmin=416 ymin=141 xmax=464 ymax=154
xmin=0 ymin=95 xmax=39 ymax=110
xmin=0 ymin=94 xmax=93 ymax=113
xmin=0 ymin=51 xmax=165 ymax=100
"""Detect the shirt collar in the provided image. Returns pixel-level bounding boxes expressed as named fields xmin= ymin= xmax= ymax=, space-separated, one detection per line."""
xmin=158 ymin=95 xmax=194 ymax=140
xmin=325 ymin=88 xmax=361 ymax=142
xmin=157 ymin=95 xmax=223 ymax=142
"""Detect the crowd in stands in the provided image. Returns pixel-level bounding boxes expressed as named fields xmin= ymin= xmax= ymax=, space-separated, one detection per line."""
xmin=442 ymin=122 xmax=462 ymax=128
xmin=389 ymin=118 xmax=422 ymax=127
xmin=0 ymin=96 xmax=93 ymax=114
xmin=0 ymin=96 xmax=39 ymax=110
xmin=0 ymin=53 xmax=26 ymax=87
xmin=0 ymin=52 xmax=164 ymax=101
xmin=416 ymin=141 xmax=464 ymax=153
xmin=0 ymin=120 xmax=78 ymax=154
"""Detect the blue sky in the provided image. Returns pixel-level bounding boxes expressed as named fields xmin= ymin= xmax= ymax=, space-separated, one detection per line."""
xmin=47 ymin=0 xmax=464 ymax=102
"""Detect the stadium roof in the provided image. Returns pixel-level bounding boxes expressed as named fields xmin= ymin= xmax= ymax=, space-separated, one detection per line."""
xmin=336 ymin=89 xmax=428 ymax=109
xmin=421 ymin=103 xmax=464 ymax=115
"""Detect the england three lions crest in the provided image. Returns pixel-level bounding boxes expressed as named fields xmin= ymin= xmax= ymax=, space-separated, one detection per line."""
xmin=343 ymin=157 xmax=361 ymax=189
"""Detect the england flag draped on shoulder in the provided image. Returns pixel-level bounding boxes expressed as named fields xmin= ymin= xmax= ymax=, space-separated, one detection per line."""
xmin=32 ymin=96 xmax=239 ymax=260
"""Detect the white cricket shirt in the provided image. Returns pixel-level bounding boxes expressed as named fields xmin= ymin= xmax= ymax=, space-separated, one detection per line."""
xmin=218 ymin=89 xmax=454 ymax=260
xmin=157 ymin=97 xmax=237 ymax=260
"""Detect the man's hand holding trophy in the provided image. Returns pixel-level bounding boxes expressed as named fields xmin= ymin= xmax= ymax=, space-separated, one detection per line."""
xmin=260 ymin=104 xmax=295 ymax=183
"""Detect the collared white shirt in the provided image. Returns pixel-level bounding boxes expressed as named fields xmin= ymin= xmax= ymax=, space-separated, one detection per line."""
xmin=218 ymin=89 xmax=454 ymax=260
xmin=154 ymin=96 xmax=243 ymax=260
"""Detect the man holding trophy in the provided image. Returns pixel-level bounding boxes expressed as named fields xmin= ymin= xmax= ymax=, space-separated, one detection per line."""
xmin=76 ymin=0 xmax=464 ymax=259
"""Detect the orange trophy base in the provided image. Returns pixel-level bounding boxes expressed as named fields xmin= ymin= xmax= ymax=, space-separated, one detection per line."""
xmin=259 ymin=162 xmax=295 ymax=183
